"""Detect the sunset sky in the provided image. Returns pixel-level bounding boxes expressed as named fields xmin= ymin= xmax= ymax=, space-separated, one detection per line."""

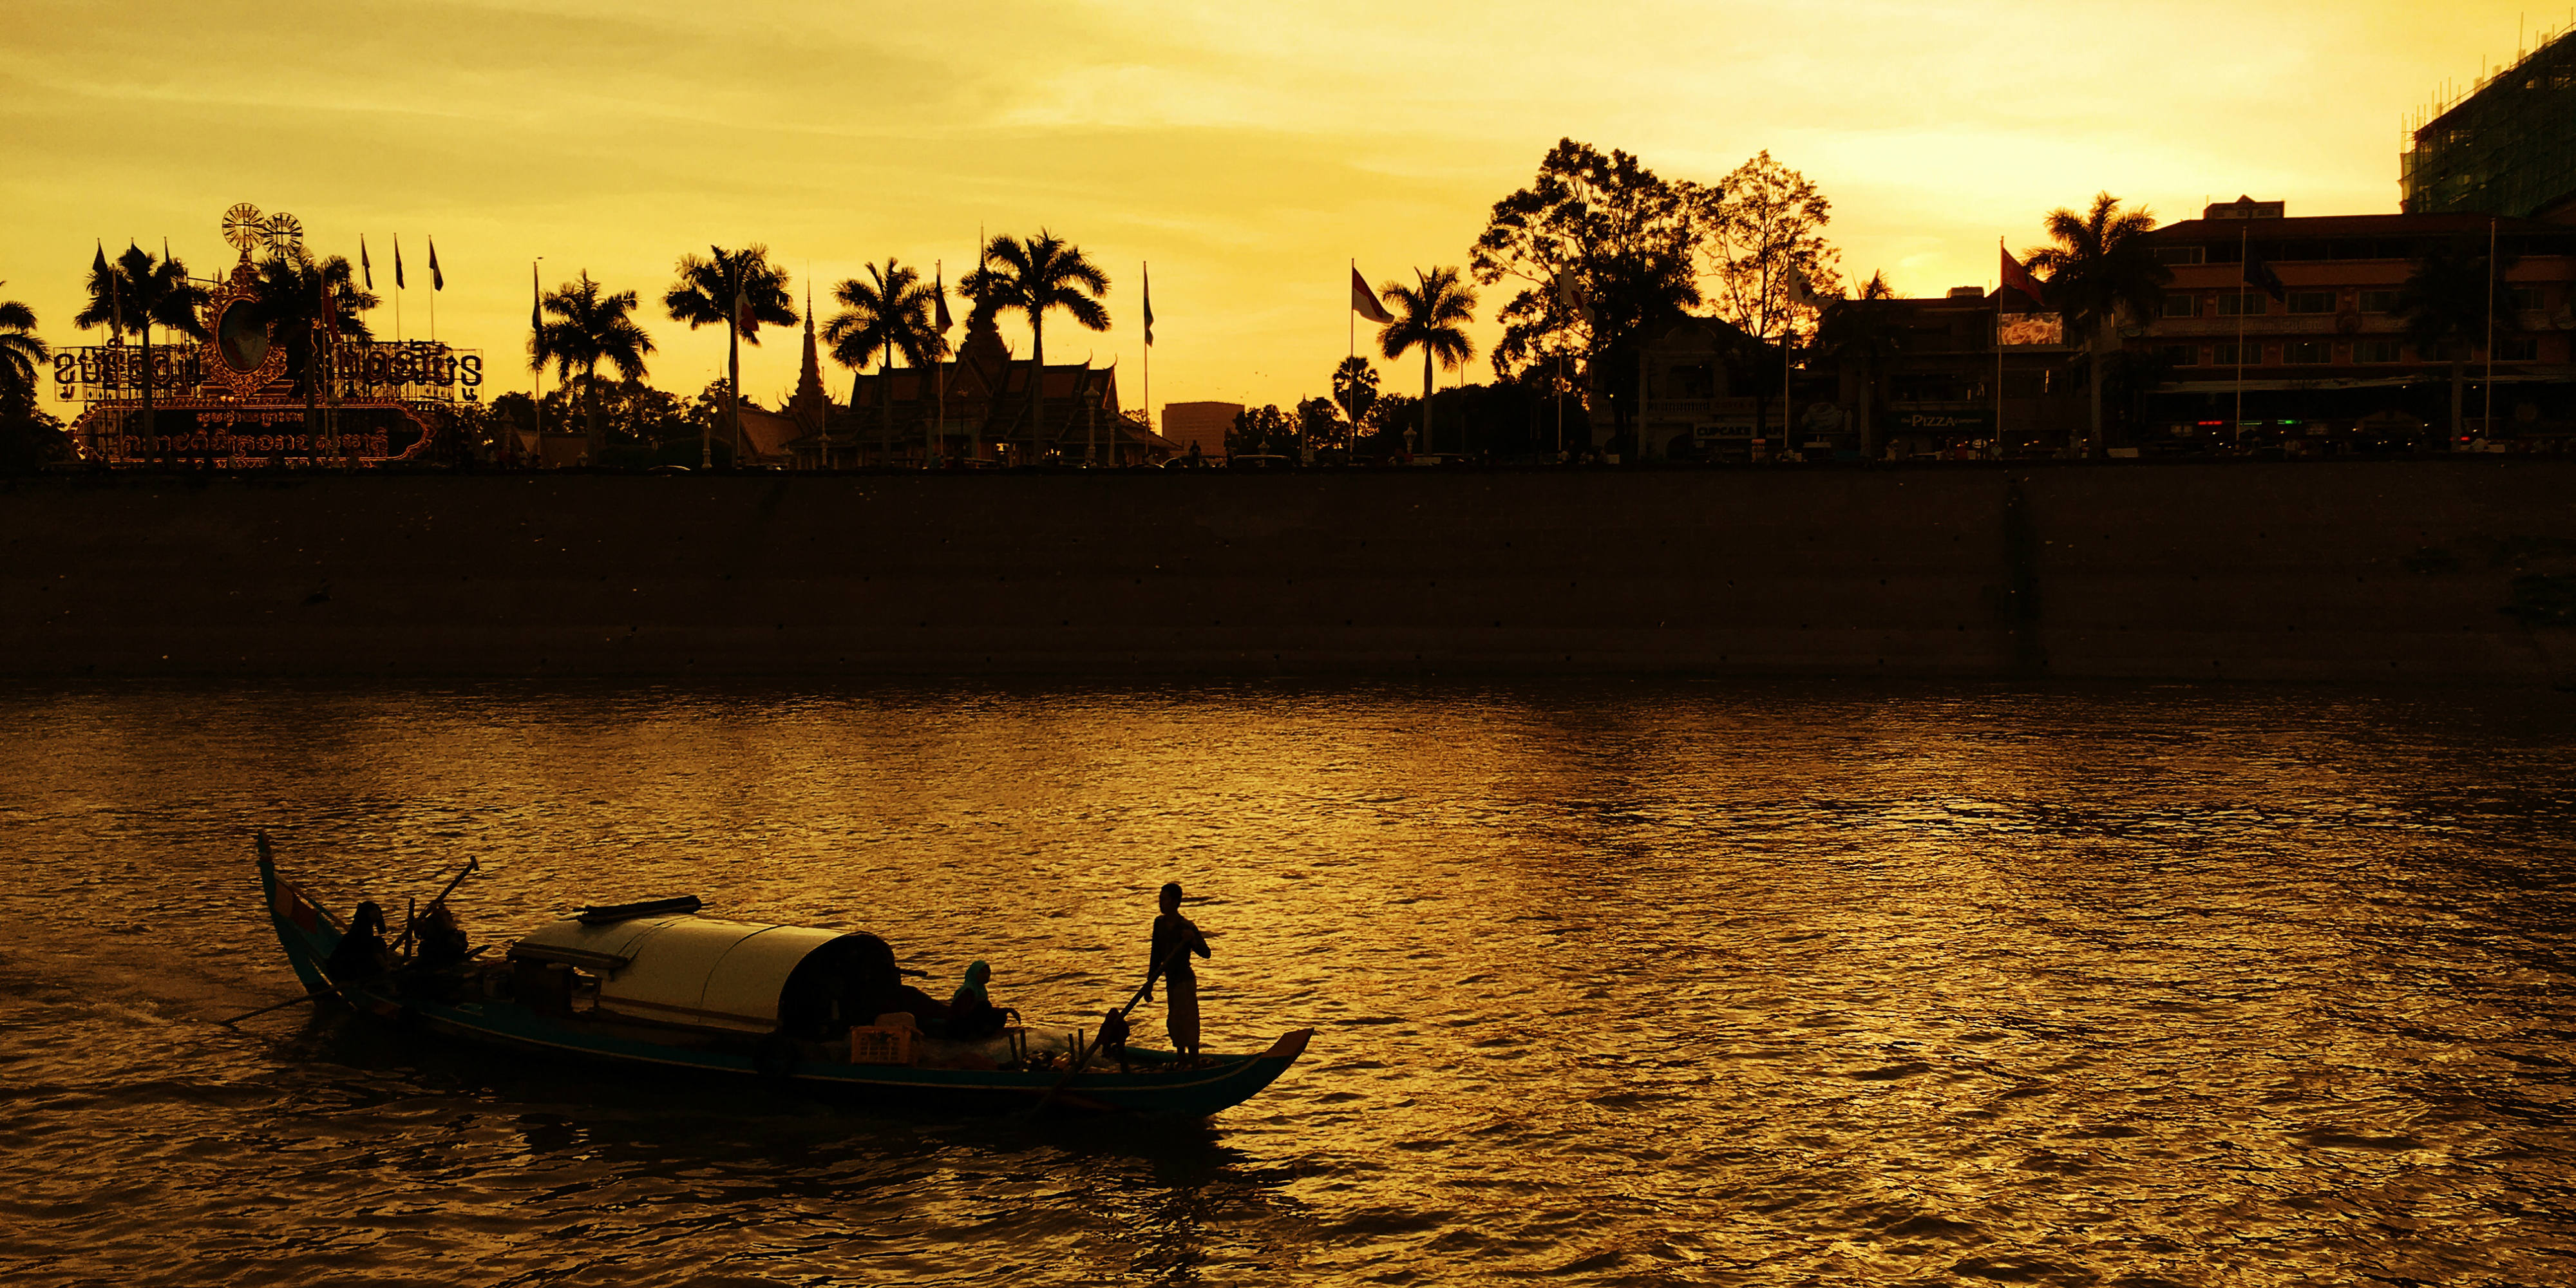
xmin=1 ymin=1 xmax=2555 ymax=421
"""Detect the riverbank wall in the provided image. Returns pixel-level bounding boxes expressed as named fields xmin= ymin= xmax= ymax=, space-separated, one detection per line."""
xmin=6 ymin=462 xmax=2573 ymax=684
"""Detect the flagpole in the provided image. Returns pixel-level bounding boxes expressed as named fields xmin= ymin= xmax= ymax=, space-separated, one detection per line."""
xmin=2235 ymin=225 xmax=2247 ymax=447
xmin=1996 ymin=240 xmax=2005 ymax=461
xmin=936 ymin=259 xmax=947 ymax=470
xmin=1142 ymin=259 xmax=1150 ymax=450
xmin=394 ymin=234 xmax=403 ymax=343
xmin=2484 ymin=215 xmax=2497 ymax=446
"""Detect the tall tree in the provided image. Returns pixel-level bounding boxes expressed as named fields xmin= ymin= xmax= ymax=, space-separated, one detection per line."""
xmin=0 ymin=288 xmax=62 ymax=472
xmin=248 ymin=252 xmax=377 ymax=444
xmin=533 ymin=271 xmax=656 ymax=463
xmin=0 ymin=287 xmax=44 ymax=393
xmin=665 ymin=245 xmax=796 ymax=468
xmin=1376 ymin=268 xmax=1477 ymax=454
xmin=2020 ymin=193 xmax=2169 ymax=457
xmin=1332 ymin=355 xmax=1380 ymax=431
xmin=2395 ymin=236 xmax=2520 ymax=448
xmin=1814 ymin=270 xmax=1901 ymax=459
xmin=1472 ymin=139 xmax=1702 ymax=451
xmin=826 ymin=259 xmax=947 ymax=466
xmin=1701 ymin=152 xmax=1840 ymax=449
xmin=76 ymin=243 xmax=208 ymax=465
xmin=960 ymin=231 xmax=1110 ymax=460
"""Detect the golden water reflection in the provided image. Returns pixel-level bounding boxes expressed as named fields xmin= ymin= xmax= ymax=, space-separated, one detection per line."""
xmin=1 ymin=680 xmax=2570 ymax=1285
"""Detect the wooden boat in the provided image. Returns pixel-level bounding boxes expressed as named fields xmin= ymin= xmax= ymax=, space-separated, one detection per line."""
xmin=256 ymin=848 xmax=1311 ymax=1116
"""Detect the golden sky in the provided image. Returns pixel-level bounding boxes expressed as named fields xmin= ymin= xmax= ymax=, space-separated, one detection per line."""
xmin=0 ymin=1 xmax=2550 ymax=420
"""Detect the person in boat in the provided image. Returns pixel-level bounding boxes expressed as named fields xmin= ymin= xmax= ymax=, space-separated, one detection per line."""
xmin=415 ymin=902 xmax=471 ymax=971
xmin=1145 ymin=882 xmax=1212 ymax=1061
xmin=326 ymin=900 xmax=393 ymax=978
xmin=943 ymin=961 xmax=1019 ymax=1041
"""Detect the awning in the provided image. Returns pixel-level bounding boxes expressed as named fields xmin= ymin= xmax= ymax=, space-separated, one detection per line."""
xmin=510 ymin=915 xmax=853 ymax=1032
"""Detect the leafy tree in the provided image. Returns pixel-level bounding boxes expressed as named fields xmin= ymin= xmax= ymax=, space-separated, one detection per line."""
xmin=1814 ymin=270 xmax=1900 ymax=457
xmin=1700 ymin=152 xmax=1840 ymax=447
xmin=0 ymin=287 xmax=46 ymax=393
xmin=0 ymin=299 xmax=68 ymax=474
xmin=2021 ymin=193 xmax=2168 ymax=457
xmin=1296 ymin=396 xmax=1343 ymax=456
xmin=2395 ymin=236 xmax=2521 ymax=446
xmin=249 ymin=252 xmax=378 ymax=442
xmin=1360 ymin=391 xmax=1419 ymax=459
xmin=1376 ymin=267 xmax=1477 ymax=453
xmin=75 ymin=244 xmax=209 ymax=464
xmin=827 ymin=259 xmax=947 ymax=464
xmin=665 ymin=245 xmax=797 ymax=468
xmin=1472 ymin=139 xmax=1701 ymax=451
xmin=961 ymin=231 xmax=1110 ymax=459
xmin=1332 ymin=355 xmax=1379 ymax=430
xmin=1226 ymin=404 xmax=1297 ymax=457
xmin=1701 ymin=151 xmax=1840 ymax=343
xmin=533 ymin=271 xmax=656 ymax=462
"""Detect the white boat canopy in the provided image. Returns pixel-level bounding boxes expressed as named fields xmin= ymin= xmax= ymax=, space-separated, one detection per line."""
xmin=510 ymin=914 xmax=856 ymax=1034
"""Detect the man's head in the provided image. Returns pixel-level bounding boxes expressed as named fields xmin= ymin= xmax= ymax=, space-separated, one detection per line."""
xmin=1159 ymin=882 xmax=1183 ymax=913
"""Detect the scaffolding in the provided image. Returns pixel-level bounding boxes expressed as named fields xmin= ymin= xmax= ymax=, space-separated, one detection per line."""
xmin=2402 ymin=23 xmax=2576 ymax=219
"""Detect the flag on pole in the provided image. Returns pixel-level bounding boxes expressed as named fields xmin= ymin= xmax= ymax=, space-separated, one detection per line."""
xmin=2000 ymin=243 xmax=2047 ymax=307
xmin=1142 ymin=263 xmax=1155 ymax=346
xmin=360 ymin=236 xmax=373 ymax=289
xmin=1351 ymin=266 xmax=1395 ymax=325
xmin=934 ymin=265 xmax=953 ymax=332
xmin=394 ymin=235 xmax=406 ymax=290
xmin=2242 ymin=243 xmax=2286 ymax=301
xmin=1552 ymin=270 xmax=1593 ymax=325
xmin=1784 ymin=265 xmax=1817 ymax=308
xmin=734 ymin=280 xmax=757 ymax=335
xmin=428 ymin=238 xmax=443 ymax=291
xmin=530 ymin=263 xmax=541 ymax=330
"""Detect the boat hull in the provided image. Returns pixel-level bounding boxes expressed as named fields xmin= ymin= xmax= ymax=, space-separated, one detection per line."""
xmin=256 ymin=855 xmax=1308 ymax=1117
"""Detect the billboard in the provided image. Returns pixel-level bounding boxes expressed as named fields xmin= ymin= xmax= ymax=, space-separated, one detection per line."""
xmin=1997 ymin=314 xmax=2064 ymax=347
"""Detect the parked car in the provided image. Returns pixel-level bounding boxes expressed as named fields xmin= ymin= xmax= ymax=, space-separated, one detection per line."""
xmin=1226 ymin=454 xmax=1294 ymax=470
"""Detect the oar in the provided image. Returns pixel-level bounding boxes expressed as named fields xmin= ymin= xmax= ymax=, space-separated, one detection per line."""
xmin=392 ymin=857 xmax=480 ymax=956
xmin=216 ymin=991 xmax=327 ymax=1027
xmin=1030 ymin=943 xmax=1189 ymax=1115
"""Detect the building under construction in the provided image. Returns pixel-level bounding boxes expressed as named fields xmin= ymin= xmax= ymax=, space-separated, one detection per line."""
xmin=2402 ymin=27 xmax=2576 ymax=220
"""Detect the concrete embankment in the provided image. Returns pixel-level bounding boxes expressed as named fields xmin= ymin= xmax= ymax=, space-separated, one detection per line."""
xmin=4 ymin=462 xmax=2572 ymax=683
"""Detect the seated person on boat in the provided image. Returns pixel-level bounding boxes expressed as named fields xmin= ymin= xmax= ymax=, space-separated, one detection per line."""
xmin=944 ymin=960 xmax=1019 ymax=1040
xmin=326 ymin=901 xmax=393 ymax=978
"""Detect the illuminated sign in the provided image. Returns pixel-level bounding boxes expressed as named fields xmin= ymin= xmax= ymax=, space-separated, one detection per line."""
xmin=1997 ymin=314 xmax=2063 ymax=347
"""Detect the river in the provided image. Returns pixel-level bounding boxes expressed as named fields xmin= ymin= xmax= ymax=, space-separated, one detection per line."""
xmin=2 ymin=680 xmax=2571 ymax=1285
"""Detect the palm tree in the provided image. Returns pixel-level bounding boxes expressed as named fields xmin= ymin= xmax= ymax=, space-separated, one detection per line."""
xmin=75 ymin=243 xmax=208 ymax=466
xmin=665 ymin=245 xmax=797 ymax=468
xmin=1332 ymin=355 xmax=1379 ymax=432
xmin=535 ymin=272 xmax=656 ymax=464
xmin=1376 ymin=267 xmax=1478 ymax=454
xmin=2394 ymin=236 xmax=2519 ymax=448
xmin=0 ymin=287 xmax=44 ymax=393
xmin=248 ymin=252 xmax=377 ymax=442
xmin=1815 ymin=270 xmax=1900 ymax=459
xmin=2021 ymin=193 xmax=2169 ymax=457
xmin=826 ymin=259 xmax=947 ymax=466
xmin=960 ymin=231 xmax=1110 ymax=460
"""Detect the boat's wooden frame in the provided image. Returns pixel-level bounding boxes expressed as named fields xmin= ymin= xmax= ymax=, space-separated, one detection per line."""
xmin=257 ymin=852 xmax=1310 ymax=1116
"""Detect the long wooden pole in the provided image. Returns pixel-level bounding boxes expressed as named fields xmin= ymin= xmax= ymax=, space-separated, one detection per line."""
xmin=1030 ymin=943 xmax=1191 ymax=1113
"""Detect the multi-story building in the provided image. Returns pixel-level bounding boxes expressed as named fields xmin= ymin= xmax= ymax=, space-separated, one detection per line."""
xmin=2403 ymin=27 xmax=2576 ymax=221
xmin=2131 ymin=198 xmax=2576 ymax=450
xmin=1160 ymin=401 xmax=1242 ymax=460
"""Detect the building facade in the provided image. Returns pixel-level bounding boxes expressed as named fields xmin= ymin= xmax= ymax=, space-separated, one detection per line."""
xmin=1160 ymin=401 xmax=1242 ymax=460
xmin=2403 ymin=27 xmax=2576 ymax=221
xmin=2130 ymin=200 xmax=2576 ymax=451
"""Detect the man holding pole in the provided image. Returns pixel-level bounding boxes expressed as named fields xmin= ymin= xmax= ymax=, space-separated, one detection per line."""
xmin=1144 ymin=882 xmax=1212 ymax=1060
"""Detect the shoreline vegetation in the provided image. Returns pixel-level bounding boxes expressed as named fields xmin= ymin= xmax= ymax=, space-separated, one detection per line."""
xmin=5 ymin=139 xmax=2539 ymax=473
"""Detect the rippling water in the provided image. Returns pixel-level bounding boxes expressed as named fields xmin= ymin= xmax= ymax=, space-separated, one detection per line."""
xmin=3 ymin=680 xmax=2573 ymax=1286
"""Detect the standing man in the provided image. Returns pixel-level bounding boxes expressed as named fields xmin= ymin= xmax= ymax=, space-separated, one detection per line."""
xmin=1145 ymin=881 xmax=1212 ymax=1060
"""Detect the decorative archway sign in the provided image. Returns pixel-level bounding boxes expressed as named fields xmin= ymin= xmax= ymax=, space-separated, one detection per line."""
xmin=54 ymin=202 xmax=484 ymax=468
